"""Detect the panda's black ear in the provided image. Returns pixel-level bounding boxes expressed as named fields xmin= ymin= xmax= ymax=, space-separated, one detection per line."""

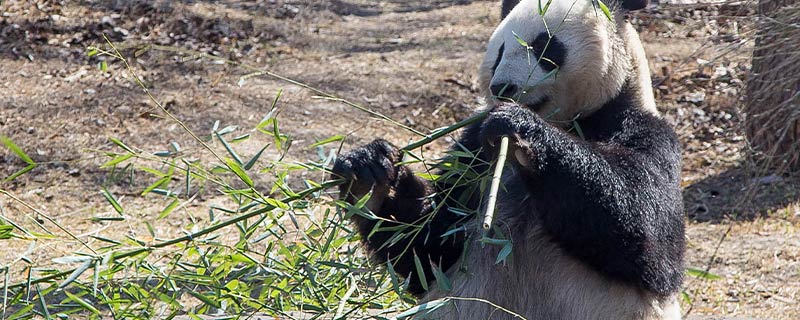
xmin=620 ymin=0 xmax=649 ymax=10
xmin=501 ymin=0 xmax=520 ymax=19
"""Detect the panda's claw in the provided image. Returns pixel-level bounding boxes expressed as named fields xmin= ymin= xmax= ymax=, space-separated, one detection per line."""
xmin=332 ymin=139 xmax=400 ymax=202
xmin=480 ymin=103 xmax=541 ymax=150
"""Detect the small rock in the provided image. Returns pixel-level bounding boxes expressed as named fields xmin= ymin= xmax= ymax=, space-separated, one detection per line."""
xmin=686 ymin=92 xmax=706 ymax=104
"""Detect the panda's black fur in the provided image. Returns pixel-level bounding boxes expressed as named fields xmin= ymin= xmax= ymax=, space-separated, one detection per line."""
xmin=334 ymin=0 xmax=684 ymax=318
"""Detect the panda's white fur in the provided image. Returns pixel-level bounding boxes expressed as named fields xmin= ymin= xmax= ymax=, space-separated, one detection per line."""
xmin=414 ymin=1 xmax=680 ymax=319
xmin=419 ymin=189 xmax=681 ymax=320
xmin=478 ymin=0 xmax=657 ymax=122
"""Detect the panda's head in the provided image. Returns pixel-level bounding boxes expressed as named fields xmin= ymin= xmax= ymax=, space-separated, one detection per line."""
xmin=479 ymin=0 xmax=654 ymax=123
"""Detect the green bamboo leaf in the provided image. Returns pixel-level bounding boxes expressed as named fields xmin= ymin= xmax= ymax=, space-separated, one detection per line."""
xmin=4 ymin=163 xmax=36 ymax=182
xmin=64 ymin=291 xmax=100 ymax=314
xmin=496 ymin=241 xmax=513 ymax=265
xmin=145 ymin=221 xmax=155 ymax=237
xmin=100 ymin=189 xmax=124 ymax=215
xmin=188 ymin=291 xmax=221 ymax=308
xmin=413 ymin=251 xmax=428 ymax=292
xmin=141 ymin=176 xmax=170 ymax=196
xmin=0 ymin=135 xmax=34 ymax=164
xmin=596 ymin=0 xmax=613 ymax=21
xmin=101 ymin=153 xmax=134 ymax=168
xmin=243 ymin=144 xmax=269 ymax=170
xmin=394 ymin=298 xmax=450 ymax=319
xmin=90 ymin=216 xmax=125 ymax=222
xmin=317 ymin=261 xmax=349 ymax=269
xmin=686 ymin=268 xmax=723 ymax=280
xmin=158 ymin=198 xmax=180 ymax=219
xmin=573 ymin=121 xmax=586 ymax=140
xmin=108 ymin=137 xmax=135 ymax=153
xmin=431 ymin=262 xmax=451 ymax=292
xmin=440 ymin=226 xmax=465 ymax=238
xmin=511 ymin=30 xmax=528 ymax=48
xmin=310 ymin=135 xmax=344 ymax=148
xmin=216 ymin=132 xmax=244 ymax=165
xmin=538 ymin=0 xmax=554 ymax=15
xmin=59 ymin=259 xmax=93 ymax=288
xmin=386 ymin=259 xmax=402 ymax=295
xmin=217 ymin=125 xmax=237 ymax=135
xmin=35 ymin=284 xmax=52 ymax=320
xmin=680 ymin=291 xmax=692 ymax=304
xmin=226 ymin=158 xmax=253 ymax=188
xmin=89 ymin=235 xmax=121 ymax=245
xmin=184 ymin=162 xmax=192 ymax=196
xmin=478 ymin=237 xmax=509 ymax=246
xmin=0 ymin=224 xmax=14 ymax=239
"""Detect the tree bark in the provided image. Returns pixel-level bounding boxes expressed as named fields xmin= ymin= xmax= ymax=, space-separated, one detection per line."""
xmin=744 ymin=0 xmax=800 ymax=172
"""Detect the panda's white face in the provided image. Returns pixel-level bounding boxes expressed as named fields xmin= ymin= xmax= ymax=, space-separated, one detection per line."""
xmin=479 ymin=0 xmax=633 ymax=123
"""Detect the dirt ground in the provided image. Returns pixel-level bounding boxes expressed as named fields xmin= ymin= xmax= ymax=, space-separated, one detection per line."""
xmin=1 ymin=0 xmax=798 ymax=319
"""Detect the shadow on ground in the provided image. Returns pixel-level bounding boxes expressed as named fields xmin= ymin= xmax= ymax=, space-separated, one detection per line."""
xmin=683 ymin=166 xmax=800 ymax=222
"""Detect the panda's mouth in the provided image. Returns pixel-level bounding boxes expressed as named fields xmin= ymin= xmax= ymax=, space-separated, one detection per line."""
xmin=521 ymin=96 xmax=550 ymax=112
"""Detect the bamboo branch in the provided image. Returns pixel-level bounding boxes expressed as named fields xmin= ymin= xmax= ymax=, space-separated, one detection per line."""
xmin=482 ymin=136 xmax=510 ymax=234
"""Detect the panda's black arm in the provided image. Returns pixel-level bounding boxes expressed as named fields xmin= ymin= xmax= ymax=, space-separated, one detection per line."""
xmin=334 ymin=140 xmax=469 ymax=295
xmin=482 ymin=103 xmax=685 ymax=296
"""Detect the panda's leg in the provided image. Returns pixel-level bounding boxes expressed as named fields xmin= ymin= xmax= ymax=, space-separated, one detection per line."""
xmin=333 ymin=139 xmax=461 ymax=294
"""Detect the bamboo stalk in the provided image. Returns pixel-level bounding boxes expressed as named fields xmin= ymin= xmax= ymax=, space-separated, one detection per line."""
xmin=482 ymin=136 xmax=510 ymax=233
xmin=401 ymin=110 xmax=488 ymax=151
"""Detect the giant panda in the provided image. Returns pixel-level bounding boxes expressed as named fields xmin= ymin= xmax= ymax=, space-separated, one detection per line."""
xmin=333 ymin=0 xmax=685 ymax=319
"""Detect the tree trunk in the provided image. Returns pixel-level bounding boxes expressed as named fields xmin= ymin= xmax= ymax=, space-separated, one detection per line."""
xmin=744 ymin=0 xmax=800 ymax=172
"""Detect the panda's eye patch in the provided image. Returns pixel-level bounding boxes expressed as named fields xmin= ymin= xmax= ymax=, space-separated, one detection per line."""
xmin=491 ymin=43 xmax=505 ymax=74
xmin=530 ymin=33 xmax=566 ymax=72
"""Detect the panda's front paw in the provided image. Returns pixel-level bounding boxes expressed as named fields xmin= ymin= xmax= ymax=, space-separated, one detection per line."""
xmin=480 ymin=103 xmax=543 ymax=149
xmin=332 ymin=139 xmax=400 ymax=206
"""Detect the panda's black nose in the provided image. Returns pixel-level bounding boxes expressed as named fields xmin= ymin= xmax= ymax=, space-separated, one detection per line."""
xmin=490 ymin=83 xmax=518 ymax=99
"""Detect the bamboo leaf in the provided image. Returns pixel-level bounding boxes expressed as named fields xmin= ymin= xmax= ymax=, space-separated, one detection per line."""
xmin=158 ymin=198 xmax=180 ymax=219
xmin=394 ymin=298 xmax=450 ymax=319
xmin=187 ymin=290 xmax=221 ymax=308
xmin=686 ymin=268 xmax=723 ymax=280
xmin=100 ymin=189 xmax=124 ymax=215
xmin=412 ymin=251 xmax=428 ymax=292
xmin=108 ymin=137 xmax=135 ymax=153
xmin=596 ymin=0 xmax=614 ymax=21
xmin=52 ymin=256 xmax=92 ymax=264
xmin=226 ymin=158 xmax=253 ymax=188
xmin=310 ymin=135 xmax=344 ymax=148
xmin=64 ymin=291 xmax=99 ymax=314
xmin=101 ymin=153 xmax=134 ymax=168
xmin=216 ymin=132 xmax=244 ymax=165
xmin=35 ymin=284 xmax=52 ymax=320
xmin=243 ymin=144 xmax=269 ymax=170
xmin=512 ymin=30 xmax=529 ymax=48
xmin=59 ymin=259 xmax=93 ymax=288
xmin=141 ymin=176 xmax=170 ymax=196
xmin=386 ymin=259 xmax=402 ymax=295
xmin=495 ymin=241 xmax=513 ymax=265
xmin=430 ymin=262 xmax=451 ymax=292
xmin=4 ymin=163 xmax=36 ymax=182
xmin=0 ymin=135 xmax=34 ymax=164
